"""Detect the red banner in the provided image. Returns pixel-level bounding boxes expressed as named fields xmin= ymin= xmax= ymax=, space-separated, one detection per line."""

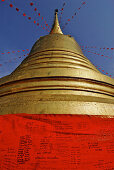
xmin=0 ymin=114 xmax=114 ymax=169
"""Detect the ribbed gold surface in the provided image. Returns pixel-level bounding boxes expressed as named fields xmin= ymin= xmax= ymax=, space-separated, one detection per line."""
xmin=0 ymin=12 xmax=114 ymax=115
xmin=10 ymin=34 xmax=99 ymax=77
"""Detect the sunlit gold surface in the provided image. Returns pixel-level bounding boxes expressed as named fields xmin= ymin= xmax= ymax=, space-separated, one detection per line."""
xmin=0 ymin=11 xmax=114 ymax=115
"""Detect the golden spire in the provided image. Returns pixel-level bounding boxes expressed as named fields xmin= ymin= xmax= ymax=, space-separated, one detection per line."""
xmin=50 ymin=9 xmax=63 ymax=34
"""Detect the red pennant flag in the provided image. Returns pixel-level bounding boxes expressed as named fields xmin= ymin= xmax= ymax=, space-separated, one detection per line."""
xmin=82 ymin=2 xmax=86 ymax=5
xmin=16 ymin=8 xmax=19 ymax=12
xmin=23 ymin=13 xmax=26 ymax=16
xmin=9 ymin=4 xmax=13 ymax=7
xmin=30 ymin=2 xmax=33 ymax=6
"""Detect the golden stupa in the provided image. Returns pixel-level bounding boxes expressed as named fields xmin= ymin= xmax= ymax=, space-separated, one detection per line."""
xmin=0 ymin=10 xmax=114 ymax=115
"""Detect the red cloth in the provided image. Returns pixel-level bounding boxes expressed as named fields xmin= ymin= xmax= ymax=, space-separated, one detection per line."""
xmin=0 ymin=114 xmax=114 ymax=169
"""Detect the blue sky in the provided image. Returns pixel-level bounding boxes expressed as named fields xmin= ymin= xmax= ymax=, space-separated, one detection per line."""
xmin=0 ymin=0 xmax=114 ymax=78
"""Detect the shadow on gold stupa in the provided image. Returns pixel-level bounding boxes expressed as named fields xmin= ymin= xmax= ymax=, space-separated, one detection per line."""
xmin=0 ymin=10 xmax=114 ymax=115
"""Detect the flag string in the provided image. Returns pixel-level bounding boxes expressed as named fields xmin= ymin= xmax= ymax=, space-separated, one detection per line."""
xmin=1 ymin=0 xmax=48 ymax=32
xmin=29 ymin=2 xmax=50 ymax=31
xmin=81 ymin=46 xmax=114 ymax=50
xmin=82 ymin=49 xmax=112 ymax=59
xmin=62 ymin=1 xmax=86 ymax=30
xmin=95 ymin=65 xmax=112 ymax=77
xmin=0 ymin=49 xmax=29 ymax=55
xmin=59 ymin=2 xmax=66 ymax=23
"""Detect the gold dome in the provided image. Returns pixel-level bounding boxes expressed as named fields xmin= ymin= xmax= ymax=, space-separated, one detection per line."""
xmin=0 ymin=11 xmax=114 ymax=115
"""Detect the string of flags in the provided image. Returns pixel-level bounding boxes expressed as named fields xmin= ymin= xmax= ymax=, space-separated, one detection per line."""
xmin=1 ymin=0 xmax=48 ymax=32
xmin=95 ymin=65 xmax=112 ymax=77
xmin=29 ymin=2 xmax=50 ymax=31
xmin=82 ymin=49 xmax=112 ymax=59
xmin=62 ymin=1 xmax=86 ymax=29
xmin=59 ymin=2 xmax=66 ymax=23
xmin=0 ymin=49 xmax=29 ymax=55
xmin=81 ymin=46 xmax=114 ymax=50
xmin=0 ymin=54 xmax=28 ymax=66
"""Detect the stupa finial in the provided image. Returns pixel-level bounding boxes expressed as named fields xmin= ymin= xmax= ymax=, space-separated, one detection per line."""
xmin=50 ymin=9 xmax=63 ymax=34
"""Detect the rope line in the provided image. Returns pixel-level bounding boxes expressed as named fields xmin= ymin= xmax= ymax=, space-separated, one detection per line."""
xmin=95 ymin=65 xmax=112 ymax=77
xmin=0 ymin=54 xmax=28 ymax=66
xmin=0 ymin=49 xmax=29 ymax=55
xmin=29 ymin=2 xmax=50 ymax=31
xmin=62 ymin=1 xmax=86 ymax=29
xmin=59 ymin=2 xmax=66 ymax=23
xmin=1 ymin=0 xmax=48 ymax=32
xmin=81 ymin=46 xmax=114 ymax=50
xmin=82 ymin=49 xmax=112 ymax=59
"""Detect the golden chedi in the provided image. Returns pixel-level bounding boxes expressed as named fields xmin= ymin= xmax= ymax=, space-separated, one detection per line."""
xmin=0 ymin=10 xmax=114 ymax=115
